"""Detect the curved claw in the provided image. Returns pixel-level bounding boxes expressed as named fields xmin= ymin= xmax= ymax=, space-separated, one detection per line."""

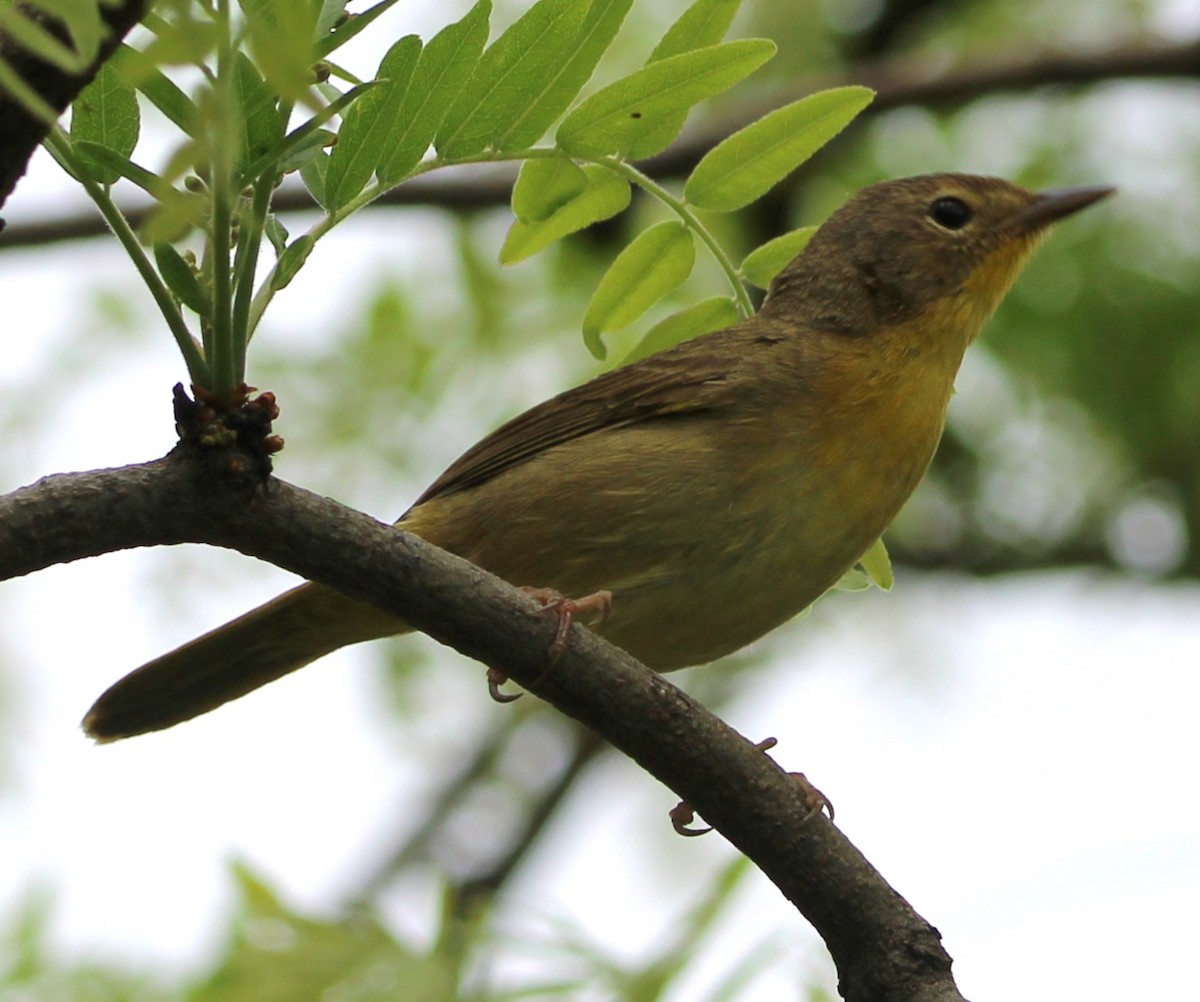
xmin=669 ymin=800 xmax=713 ymax=837
xmin=793 ymin=771 xmax=834 ymax=822
xmin=486 ymin=667 xmax=522 ymax=704
xmin=522 ymin=587 xmax=613 ymax=664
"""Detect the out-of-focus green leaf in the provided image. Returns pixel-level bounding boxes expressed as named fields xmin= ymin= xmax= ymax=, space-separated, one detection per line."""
xmin=740 ymin=226 xmax=817 ymax=289
xmin=648 ymin=0 xmax=742 ymax=62
xmin=189 ymin=864 xmax=459 ymax=1002
xmin=376 ymin=0 xmax=491 ymax=184
xmin=0 ymin=2 xmax=91 ymax=71
xmin=583 ymin=220 xmax=695 ymax=358
xmin=142 ymin=191 xmax=207 ymax=245
xmin=685 ymin=87 xmax=874 ymax=211
xmin=436 ymin=0 xmax=588 ymax=159
xmin=500 ymin=164 xmax=630 ymax=264
xmin=242 ymin=0 xmax=319 ymax=101
xmin=556 ymin=39 xmax=775 ymax=159
xmin=70 ymin=62 xmax=140 ymax=183
xmin=140 ymin=5 xmax=221 ymax=66
xmin=325 ymin=34 xmax=421 ymax=211
xmin=12 ymin=0 xmax=105 ymax=65
xmin=620 ymin=296 xmax=739 ymax=365
xmin=511 ymin=157 xmax=588 ymax=222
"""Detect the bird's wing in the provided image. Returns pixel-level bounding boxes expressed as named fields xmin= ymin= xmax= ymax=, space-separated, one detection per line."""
xmin=411 ymin=330 xmax=753 ymax=506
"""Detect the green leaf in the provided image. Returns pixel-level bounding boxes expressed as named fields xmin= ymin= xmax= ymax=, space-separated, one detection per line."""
xmin=685 ymin=86 xmax=874 ymax=211
xmin=489 ymin=0 xmax=635 ymax=154
xmin=740 ymin=226 xmax=816 ymax=289
xmin=499 ymin=164 xmax=630 ymax=264
xmin=264 ymin=214 xmax=290 ymax=256
xmin=272 ymin=235 xmax=316 ymax=292
xmin=620 ymin=295 xmax=739 ymax=364
xmin=232 ymin=52 xmax=285 ymax=175
xmin=858 ymin=537 xmax=894 ymax=590
xmin=276 ymin=128 xmax=333 ymax=174
xmin=299 ymin=150 xmax=329 ymax=207
xmin=317 ymin=0 xmax=405 ymax=57
xmin=154 ymin=243 xmax=209 ymax=315
xmin=325 ymin=34 xmax=421 ymax=211
xmin=72 ymin=141 xmax=161 ymax=195
xmin=242 ymin=80 xmax=380 ymax=182
xmin=556 ymin=39 xmax=775 ymax=159
xmin=70 ymin=62 xmax=140 ymax=183
xmin=436 ymin=0 xmax=590 ymax=159
xmin=511 ymin=157 xmax=587 ymax=222
xmin=638 ymin=0 xmax=744 ymax=164
xmin=648 ymin=0 xmax=742 ymax=62
xmin=583 ymin=221 xmax=695 ymax=358
xmin=375 ymin=0 xmax=491 ymax=185
xmin=115 ymin=45 xmax=197 ymax=135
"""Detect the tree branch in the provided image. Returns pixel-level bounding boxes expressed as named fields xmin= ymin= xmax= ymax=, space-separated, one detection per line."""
xmin=0 ymin=0 xmax=150 ymax=214
xmin=0 ymin=447 xmax=966 ymax=1002
xmin=1 ymin=36 xmax=1196 ymax=249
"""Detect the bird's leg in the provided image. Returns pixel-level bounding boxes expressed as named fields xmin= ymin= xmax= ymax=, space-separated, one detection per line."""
xmin=669 ymin=738 xmax=834 ymax=836
xmin=484 ymin=587 xmax=613 ymax=703
xmin=523 ymin=586 xmax=613 ymax=663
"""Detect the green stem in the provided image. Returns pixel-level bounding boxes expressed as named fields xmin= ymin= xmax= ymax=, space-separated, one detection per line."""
xmin=208 ymin=0 xmax=236 ymax=398
xmin=598 ymin=156 xmax=755 ymax=318
xmin=231 ymin=179 xmax=274 ymax=383
xmin=43 ymin=130 xmax=211 ymax=385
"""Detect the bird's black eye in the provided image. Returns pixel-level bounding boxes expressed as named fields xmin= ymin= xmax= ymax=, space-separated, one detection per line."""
xmin=928 ymin=196 xmax=972 ymax=230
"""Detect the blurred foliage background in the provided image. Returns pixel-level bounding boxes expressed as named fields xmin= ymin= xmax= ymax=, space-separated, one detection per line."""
xmin=1 ymin=0 xmax=1197 ymax=999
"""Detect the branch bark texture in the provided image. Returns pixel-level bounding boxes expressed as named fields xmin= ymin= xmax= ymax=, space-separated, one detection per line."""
xmin=0 ymin=449 xmax=967 ymax=1002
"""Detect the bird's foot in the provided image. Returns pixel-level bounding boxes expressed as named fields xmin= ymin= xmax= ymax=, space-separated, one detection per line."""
xmin=521 ymin=586 xmax=613 ymax=663
xmin=484 ymin=588 xmax=613 ymax=703
xmin=669 ymin=737 xmax=833 ymax=836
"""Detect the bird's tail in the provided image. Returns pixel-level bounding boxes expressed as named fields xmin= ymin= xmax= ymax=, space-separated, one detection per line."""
xmin=82 ymin=583 xmax=406 ymax=742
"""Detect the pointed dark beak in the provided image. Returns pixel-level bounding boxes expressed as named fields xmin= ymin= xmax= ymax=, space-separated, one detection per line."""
xmin=1007 ymin=184 xmax=1116 ymax=235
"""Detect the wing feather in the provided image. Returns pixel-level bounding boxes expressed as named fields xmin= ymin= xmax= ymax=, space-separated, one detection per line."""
xmin=411 ymin=328 xmax=755 ymax=506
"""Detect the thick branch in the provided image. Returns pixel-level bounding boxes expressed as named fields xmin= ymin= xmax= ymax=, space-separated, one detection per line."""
xmin=0 ymin=0 xmax=150 ymax=212
xmin=0 ymin=450 xmax=966 ymax=1002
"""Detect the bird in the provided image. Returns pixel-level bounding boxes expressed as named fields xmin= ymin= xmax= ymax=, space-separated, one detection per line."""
xmin=82 ymin=172 xmax=1114 ymax=741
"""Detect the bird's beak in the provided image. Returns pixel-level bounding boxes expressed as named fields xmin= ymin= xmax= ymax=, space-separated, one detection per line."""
xmin=1006 ymin=184 xmax=1117 ymax=235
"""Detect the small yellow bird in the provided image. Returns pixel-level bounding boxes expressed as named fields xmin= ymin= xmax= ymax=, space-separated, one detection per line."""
xmin=84 ymin=173 xmax=1113 ymax=741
